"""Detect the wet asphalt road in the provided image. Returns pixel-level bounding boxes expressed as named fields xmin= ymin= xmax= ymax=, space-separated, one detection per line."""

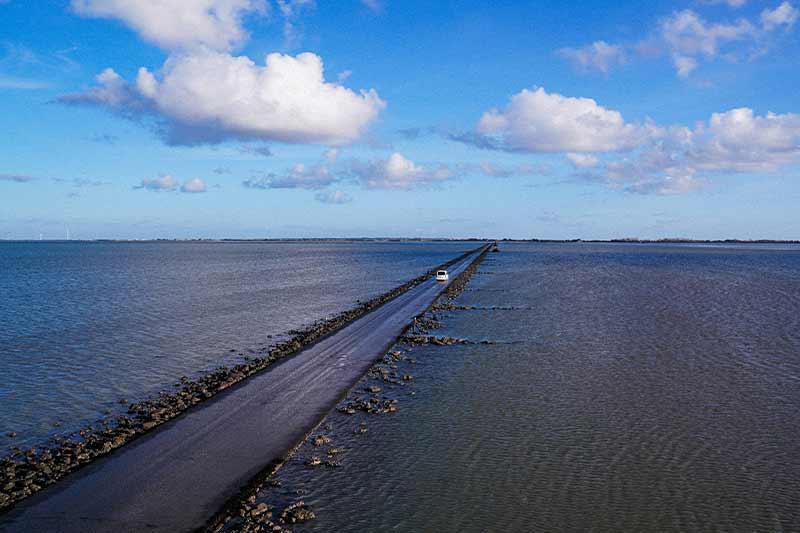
xmin=0 ymin=249 xmax=481 ymax=532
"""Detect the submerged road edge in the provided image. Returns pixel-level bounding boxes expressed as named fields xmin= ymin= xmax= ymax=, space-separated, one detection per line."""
xmin=206 ymin=245 xmax=492 ymax=532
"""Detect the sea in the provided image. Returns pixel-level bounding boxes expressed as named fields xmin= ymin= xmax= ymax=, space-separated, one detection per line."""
xmin=247 ymin=242 xmax=800 ymax=532
xmin=0 ymin=240 xmax=473 ymax=449
xmin=3 ymin=241 xmax=800 ymax=531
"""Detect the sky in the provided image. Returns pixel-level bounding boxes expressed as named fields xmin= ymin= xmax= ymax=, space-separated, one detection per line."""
xmin=1 ymin=0 xmax=799 ymax=240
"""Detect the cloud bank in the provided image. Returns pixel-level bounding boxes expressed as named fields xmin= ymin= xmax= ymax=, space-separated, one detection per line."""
xmin=70 ymin=0 xmax=267 ymax=51
xmin=61 ymin=51 xmax=385 ymax=146
xmin=464 ymin=86 xmax=800 ymax=195
xmin=558 ymin=2 xmax=798 ymax=77
xmin=64 ymin=0 xmax=385 ymax=147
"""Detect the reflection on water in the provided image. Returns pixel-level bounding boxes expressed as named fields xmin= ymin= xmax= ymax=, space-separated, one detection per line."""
xmin=0 ymin=241 xmax=472 ymax=448
xmin=271 ymin=243 xmax=800 ymax=532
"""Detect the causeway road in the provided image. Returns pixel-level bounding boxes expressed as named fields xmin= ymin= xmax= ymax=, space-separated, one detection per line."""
xmin=0 ymin=246 xmax=486 ymax=532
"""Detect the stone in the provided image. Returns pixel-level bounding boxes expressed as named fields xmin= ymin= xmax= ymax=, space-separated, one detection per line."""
xmin=251 ymin=503 xmax=270 ymax=517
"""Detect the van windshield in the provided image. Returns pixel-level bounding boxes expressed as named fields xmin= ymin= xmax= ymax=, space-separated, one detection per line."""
xmin=437 ymin=271 xmax=447 ymax=275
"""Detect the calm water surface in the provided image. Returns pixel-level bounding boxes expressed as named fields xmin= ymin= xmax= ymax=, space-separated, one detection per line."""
xmin=0 ymin=241 xmax=473 ymax=448
xmin=270 ymin=243 xmax=800 ymax=532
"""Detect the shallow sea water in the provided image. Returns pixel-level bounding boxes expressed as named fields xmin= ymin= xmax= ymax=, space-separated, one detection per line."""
xmin=0 ymin=241 xmax=473 ymax=449
xmin=265 ymin=242 xmax=800 ymax=532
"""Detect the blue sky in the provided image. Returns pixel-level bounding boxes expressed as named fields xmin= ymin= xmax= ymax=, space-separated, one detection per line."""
xmin=1 ymin=0 xmax=799 ymax=240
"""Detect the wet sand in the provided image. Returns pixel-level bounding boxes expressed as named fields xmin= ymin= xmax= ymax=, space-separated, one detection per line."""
xmin=0 ymin=248 xmax=486 ymax=533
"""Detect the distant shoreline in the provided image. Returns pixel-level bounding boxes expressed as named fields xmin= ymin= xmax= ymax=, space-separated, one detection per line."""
xmin=1 ymin=238 xmax=799 ymax=245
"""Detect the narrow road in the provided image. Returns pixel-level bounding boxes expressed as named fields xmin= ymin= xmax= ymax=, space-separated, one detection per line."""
xmin=0 ymin=248 xmax=484 ymax=532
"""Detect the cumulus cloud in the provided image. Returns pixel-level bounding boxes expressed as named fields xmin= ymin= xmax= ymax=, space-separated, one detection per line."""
xmin=70 ymin=0 xmax=267 ymax=52
xmin=135 ymin=174 xmax=179 ymax=191
xmin=558 ymin=41 xmax=627 ymax=73
xmin=761 ymin=1 xmax=799 ymax=30
xmin=243 ymin=151 xmax=459 ymax=194
xmin=181 ymin=177 xmax=207 ymax=193
xmin=135 ymin=174 xmax=207 ymax=192
xmin=60 ymin=51 xmax=385 ymax=146
xmin=473 ymin=87 xmax=649 ymax=153
xmin=243 ymin=163 xmax=334 ymax=190
xmin=566 ymin=153 xmax=600 ymax=169
xmin=351 ymin=152 xmax=455 ymax=190
xmin=469 ymin=85 xmax=800 ymax=195
xmin=315 ymin=190 xmax=352 ymax=204
xmin=589 ymin=107 xmax=800 ymax=194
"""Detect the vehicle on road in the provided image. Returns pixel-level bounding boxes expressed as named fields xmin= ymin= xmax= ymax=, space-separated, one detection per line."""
xmin=436 ymin=270 xmax=449 ymax=281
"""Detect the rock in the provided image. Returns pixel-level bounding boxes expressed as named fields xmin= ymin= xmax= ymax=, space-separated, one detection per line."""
xmin=281 ymin=501 xmax=315 ymax=524
xmin=402 ymin=374 xmax=413 ymax=381
xmin=312 ymin=435 xmax=331 ymax=447
xmin=305 ymin=456 xmax=321 ymax=467
xmin=251 ymin=503 xmax=270 ymax=517
xmin=6 ymin=432 xmax=17 ymax=439
xmin=365 ymin=385 xmax=382 ymax=394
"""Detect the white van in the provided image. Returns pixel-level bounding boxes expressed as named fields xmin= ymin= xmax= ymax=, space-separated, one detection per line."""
xmin=436 ymin=270 xmax=449 ymax=282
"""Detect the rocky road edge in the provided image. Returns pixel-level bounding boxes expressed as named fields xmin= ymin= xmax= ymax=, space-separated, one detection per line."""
xmin=0 ymin=244 xmax=488 ymax=513
xmin=205 ymin=245 xmax=492 ymax=533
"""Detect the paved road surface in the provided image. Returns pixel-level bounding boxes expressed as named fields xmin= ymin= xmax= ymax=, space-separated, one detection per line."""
xmin=0 ymin=249 xmax=483 ymax=532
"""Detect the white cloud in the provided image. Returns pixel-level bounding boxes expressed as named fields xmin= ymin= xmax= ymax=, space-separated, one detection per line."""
xmin=703 ymin=0 xmax=748 ymax=7
xmin=324 ymin=148 xmax=340 ymax=162
xmin=352 ymin=152 xmax=455 ymax=190
xmin=70 ymin=0 xmax=267 ymax=52
xmin=475 ymin=87 xmax=649 ymax=153
xmin=135 ymin=174 xmax=179 ymax=191
xmin=557 ymin=41 xmax=627 ymax=73
xmin=673 ymin=55 xmax=699 ymax=78
xmin=243 ymin=163 xmax=334 ymax=190
xmin=61 ymin=51 xmax=385 ymax=146
xmin=761 ymin=1 xmax=799 ymax=30
xmin=471 ymin=86 xmax=800 ymax=195
xmin=134 ymin=174 xmax=208 ymax=193
xmin=181 ymin=177 xmax=207 ymax=193
xmin=560 ymin=4 xmax=797 ymax=77
xmin=361 ymin=0 xmax=381 ymax=12
xmin=275 ymin=0 xmax=315 ymax=45
xmin=315 ymin=190 xmax=352 ymax=204
xmin=594 ymin=107 xmax=800 ymax=194
xmin=566 ymin=153 xmax=600 ymax=168
xmin=660 ymin=9 xmax=756 ymax=74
